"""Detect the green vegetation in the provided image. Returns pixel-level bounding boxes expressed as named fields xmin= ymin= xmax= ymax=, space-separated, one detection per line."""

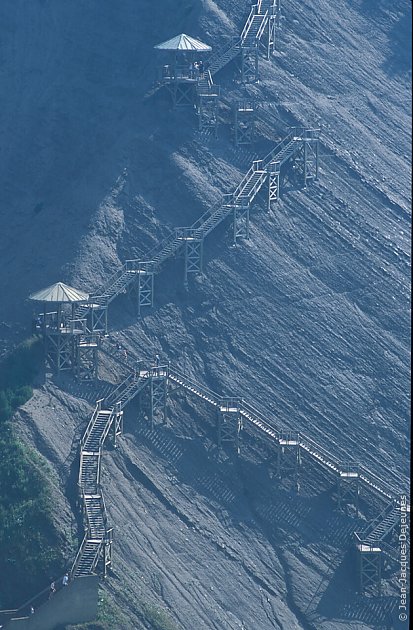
xmin=0 ymin=337 xmax=64 ymax=609
xmin=63 ymin=589 xmax=178 ymax=630
xmin=0 ymin=336 xmax=43 ymax=422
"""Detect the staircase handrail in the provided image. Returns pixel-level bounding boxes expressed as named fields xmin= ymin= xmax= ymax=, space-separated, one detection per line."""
xmin=208 ymin=37 xmax=241 ymax=76
xmin=80 ymin=400 xmax=103 ymax=450
xmin=168 ymin=367 xmax=221 ymax=404
xmin=70 ymin=530 xmax=90 ymax=579
xmin=104 ymin=372 xmax=136 ymax=408
xmin=360 ymin=499 xmax=398 ymax=539
xmin=298 ymin=434 xmax=341 ymax=475
xmin=256 ymin=10 xmax=269 ymax=40
xmin=99 ymin=411 xmax=115 ymax=447
xmin=261 ymin=132 xmax=296 ymax=167
xmin=190 ymin=195 xmax=233 ymax=233
xmin=88 ymin=263 xmax=128 ymax=304
xmin=241 ymin=400 xmax=281 ymax=439
xmin=241 ymin=4 xmax=258 ymax=41
xmin=359 ymin=465 xmax=400 ymax=501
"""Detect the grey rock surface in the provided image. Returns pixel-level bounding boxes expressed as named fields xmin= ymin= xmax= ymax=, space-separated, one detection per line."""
xmin=1 ymin=0 xmax=410 ymax=627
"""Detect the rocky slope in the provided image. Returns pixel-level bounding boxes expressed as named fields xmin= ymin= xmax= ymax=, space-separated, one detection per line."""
xmin=0 ymin=0 xmax=411 ymax=627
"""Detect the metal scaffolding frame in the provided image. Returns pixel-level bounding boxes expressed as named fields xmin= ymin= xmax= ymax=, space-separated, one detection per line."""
xmin=74 ymin=334 xmax=100 ymax=381
xmin=356 ymin=542 xmax=382 ymax=596
xmin=128 ymin=265 xmax=155 ymax=316
xmin=45 ymin=329 xmax=73 ymax=372
xmin=234 ymin=100 xmax=255 ymax=145
xmin=240 ymin=47 xmax=259 ymax=83
xmin=217 ymin=399 xmax=243 ymax=453
xmin=260 ymin=0 xmax=281 ymax=59
xmin=166 ymin=81 xmax=196 ymax=108
xmin=90 ymin=304 xmax=108 ymax=334
xmin=336 ymin=464 xmax=360 ymax=515
xmin=233 ymin=203 xmax=250 ymax=243
xmin=267 ymin=161 xmax=280 ymax=210
xmin=141 ymin=366 xmax=169 ymax=429
xmin=276 ymin=432 xmax=301 ymax=481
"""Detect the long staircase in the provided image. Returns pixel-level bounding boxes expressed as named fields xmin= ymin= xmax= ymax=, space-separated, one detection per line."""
xmin=168 ymin=367 xmax=404 ymax=502
xmin=75 ymin=127 xmax=317 ymax=326
xmin=359 ymin=499 xmax=404 ymax=561
xmin=71 ymin=405 xmax=116 ymax=578
xmin=208 ymin=0 xmax=279 ymax=77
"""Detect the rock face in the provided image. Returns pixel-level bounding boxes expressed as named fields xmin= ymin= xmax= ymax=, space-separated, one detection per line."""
xmin=1 ymin=0 xmax=411 ymax=628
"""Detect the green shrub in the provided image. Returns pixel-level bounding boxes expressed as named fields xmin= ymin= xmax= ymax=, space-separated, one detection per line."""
xmin=0 ymin=337 xmax=42 ymax=423
xmin=0 ymin=338 xmax=63 ymax=608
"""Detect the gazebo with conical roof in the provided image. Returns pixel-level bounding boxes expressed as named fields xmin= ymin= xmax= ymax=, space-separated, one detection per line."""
xmin=29 ymin=282 xmax=99 ymax=379
xmin=154 ymin=33 xmax=212 ymax=107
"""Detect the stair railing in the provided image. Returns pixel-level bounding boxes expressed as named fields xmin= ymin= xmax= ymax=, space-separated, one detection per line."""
xmin=80 ymin=400 xmax=103 ymax=450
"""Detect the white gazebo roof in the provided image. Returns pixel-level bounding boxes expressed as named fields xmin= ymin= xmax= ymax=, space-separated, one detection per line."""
xmin=29 ymin=282 xmax=89 ymax=303
xmin=154 ymin=34 xmax=211 ymax=51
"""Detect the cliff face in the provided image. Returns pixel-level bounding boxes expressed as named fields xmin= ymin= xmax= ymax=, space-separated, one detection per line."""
xmin=1 ymin=0 xmax=411 ymax=627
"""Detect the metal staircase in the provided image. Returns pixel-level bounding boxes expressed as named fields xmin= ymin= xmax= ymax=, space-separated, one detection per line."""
xmin=208 ymin=0 xmax=281 ymax=80
xmin=72 ymin=403 xmax=120 ymax=578
xmin=168 ymin=367 xmax=402 ymax=502
xmin=74 ymin=128 xmax=318 ymax=325
xmin=362 ymin=500 xmax=402 ymax=545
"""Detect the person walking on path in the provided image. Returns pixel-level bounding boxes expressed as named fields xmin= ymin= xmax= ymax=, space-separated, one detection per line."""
xmin=62 ymin=573 xmax=69 ymax=587
xmin=49 ymin=581 xmax=56 ymax=599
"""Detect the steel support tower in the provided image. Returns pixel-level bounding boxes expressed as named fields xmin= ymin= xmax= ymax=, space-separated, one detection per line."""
xmin=276 ymin=432 xmax=301 ymax=482
xmin=267 ymin=161 xmax=281 ymax=210
xmin=74 ymin=333 xmax=100 ymax=381
xmin=233 ymin=203 xmax=250 ymax=243
xmin=217 ymin=399 xmax=243 ymax=453
xmin=356 ymin=541 xmax=382 ymax=596
xmin=234 ymin=100 xmax=255 ymax=145
xmin=128 ymin=263 xmax=155 ymax=316
xmin=336 ymin=464 xmax=360 ymax=515
xmin=140 ymin=366 xmax=169 ymax=429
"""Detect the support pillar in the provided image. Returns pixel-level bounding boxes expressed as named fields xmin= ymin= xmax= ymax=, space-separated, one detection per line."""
xmin=129 ymin=266 xmax=155 ymax=316
xmin=357 ymin=543 xmax=382 ymax=595
xmin=112 ymin=402 xmax=123 ymax=447
xmin=90 ymin=304 xmax=108 ymax=334
xmin=167 ymin=81 xmax=196 ymax=108
xmin=233 ymin=204 xmax=250 ymax=243
xmin=148 ymin=366 xmax=168 ymax=429
xmin=197 ymin=95 xmax=219 ymax=136
xmin=234 ymin=101 xmax=255 ymax=145
xmin=103 ymin=528 xmax=113 ymax=578
xmin=75 ymin=335 xmax=99 ymax=381
xmin=267 ymin=162 xmax=280 ymax=210
xmin=276 ymin=432 xmax=301 ymax=482
xmin=336 ymin=465 xmax=360 ymax=515
xmin=303 ymin=130 xmax=319 ymax=186
xmin=184 ymin=237 xmax=203 ymax=287
xmin=241 ymin=47 xmax=259 ymax=83
xmin=260 ymin=0 xmax=281 ymax=59
xmin=45 ymin=331 xmax=73 ymax=372
xmin=217 ymin=399 xmax=243 ymax=453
